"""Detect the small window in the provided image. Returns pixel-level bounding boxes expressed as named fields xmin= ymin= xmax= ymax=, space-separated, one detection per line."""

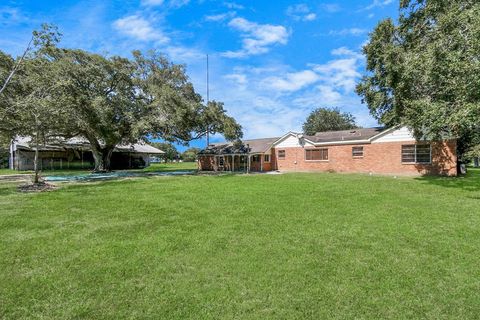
xmin=278 ymin=150 xmax=286 ymax=160
xmin=402 ymin=144 xmax=431 ymax=164
xmin=264 ymin=154 xmax=270 ymax=163
xmin=352 ymin=146 xmax=364 ymax=158
xmin=252 ymin=155 xmax=261 ymax=162
xmin=305 ymin=148 xmax=328 ymax=161
xmin=218 ymin=156 xmax=224 ymax=166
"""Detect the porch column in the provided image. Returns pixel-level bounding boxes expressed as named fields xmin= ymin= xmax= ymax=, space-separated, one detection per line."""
xmin=232 ymin=155 xmax=234 ymax=172
xmin=247 ymin=154 xmax=251 ymax=173
xmin=260 ymin=154 xmax=263 ymax=172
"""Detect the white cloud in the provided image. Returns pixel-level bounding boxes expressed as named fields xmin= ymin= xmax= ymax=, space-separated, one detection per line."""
xmin=364 ymin=0 xmax=394 ymax=10
xmin=141 ymin=0 xmax=190 ymax=8
xmin=180 ymin=47 xmax=375 ymax=141
xmin=163 ymin=46 xmax=204 ymax=63
xmin=286 ymin=4 xmax=317 ymax=22
xmin=223 ymin=2 xmax=244 ymax=10
xmin=222 ymin=17 xmax=289 ymax=58
xmin=205 ymin=11 xmax=236 ymax=22
xmin=0 ymin=6 xmax=28 ymax=26
xmin=224 ymin=73 xmax=248 ymax=86
xmin=304 ymin=13 xmax=317 ymax=21
xmin=313 ymin=58 xmax=360 ymax=92
xmin=321 ymin=3 xmax=341 ymax=13
xmin=141 ymin=0 xmax=164 ymax=6
xmin=112 ymin=15 xmax=169 ymax=43
xmin=170 ymin=0 xmax=190 ymax=8
xmin=262 ymin=70 xmax=320 ymax=92
xmin=329 ymin=28 xmax=367 ymax=36
xmin=331 ymin=46 xmax=363 ymax=58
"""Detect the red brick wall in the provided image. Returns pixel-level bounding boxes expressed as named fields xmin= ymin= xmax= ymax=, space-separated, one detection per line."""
xmin=272 ymin=140 xmax=457 ymax=176
xmin=198 ymin=156 xmax=215 ymax=171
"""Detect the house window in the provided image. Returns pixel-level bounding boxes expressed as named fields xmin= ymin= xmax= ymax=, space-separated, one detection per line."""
xmin=401 ymin=144 xmax=431 ymax=164
xmin=264 ymin=154 xmax=270 ymax=163
xmin=278 ymin=150 xmax=286 ymax=160
xmin=305 ymin=148 xmax=328 ymax=161
xmin=352 ymin=146 xmax=364 ymax=158
xmin=252 ymin=155 xmax=261 ymax=162
xmin=218 ymin=156 xmax=224 ymax=166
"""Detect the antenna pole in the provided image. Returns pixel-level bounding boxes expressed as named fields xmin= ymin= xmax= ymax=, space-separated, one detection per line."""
xmin=206 ymin=54 xmax=210 ymax=146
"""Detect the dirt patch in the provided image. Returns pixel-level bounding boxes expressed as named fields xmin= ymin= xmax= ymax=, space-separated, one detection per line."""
xmin=18 ymin=182 xmax=57 ymax=193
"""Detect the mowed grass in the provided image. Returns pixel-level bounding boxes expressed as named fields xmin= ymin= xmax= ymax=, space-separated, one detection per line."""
xmin=1 ymin=170 xmax=480 ymax=319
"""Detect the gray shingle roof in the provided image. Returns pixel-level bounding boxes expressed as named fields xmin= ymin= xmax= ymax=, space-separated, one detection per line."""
xmin=305 ymin=127 xmax=385 ymax=143
xmin=198 ymin=127 xmax=388 ymax=155
xmin=198 ymin=137 xmax=279 ymax=155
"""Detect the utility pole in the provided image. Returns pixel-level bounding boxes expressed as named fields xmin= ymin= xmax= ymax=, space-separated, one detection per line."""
xmin=206 ymin=54 xmax=210 ymax=147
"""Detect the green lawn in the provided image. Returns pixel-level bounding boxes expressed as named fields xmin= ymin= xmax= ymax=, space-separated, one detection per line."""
xmin=0 ymin=162 xmax=197 ymax=176
xmin=1 ymin=170 xmax=479 ymax=319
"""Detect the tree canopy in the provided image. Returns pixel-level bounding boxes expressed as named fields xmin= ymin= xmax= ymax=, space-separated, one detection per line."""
xmin=150 ymin=142 xmax=179 ymax=162
xmin=182 ymin=147 xmax=201 ymax=162
xmin=356 ymin=0 xmax=480 ymax=158
xmin=302 ymin=107 xmax=358 ymax=135
xmin=1 ymin=25 xmax=242 ymax=173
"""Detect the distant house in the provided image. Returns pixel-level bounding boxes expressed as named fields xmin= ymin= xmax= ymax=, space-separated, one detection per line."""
xmin=9 ymin=137 xmax=164 ymax=171
xmin=198 ymin=126 xmax=457 ymax=176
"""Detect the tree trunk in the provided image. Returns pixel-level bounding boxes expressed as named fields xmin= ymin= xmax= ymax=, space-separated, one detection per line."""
xmin=91 ymin=145 xmax=115 ymax=172
xmin=33 ymin=142 xmax=40 ymax=184
xmin=33 ymin=119 xmax=40 ymax=184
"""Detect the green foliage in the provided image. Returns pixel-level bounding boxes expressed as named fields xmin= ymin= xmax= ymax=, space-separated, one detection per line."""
xmin=182 ymin=147 xmax=201 ymax=162
xmin=356 ymin=0 xmax=480 ymax=155
xmin=1 ymin=171 xmax=480 ymax=318
xmin=201 ymin=101 xmax=243 ymax=141
xmin=302 ymin=107 xmax=358 ymax=135
xmin=150 ymin=142 xmax=179 ymax=162
xmin=1 ymin=25 xmax=242 ymax=172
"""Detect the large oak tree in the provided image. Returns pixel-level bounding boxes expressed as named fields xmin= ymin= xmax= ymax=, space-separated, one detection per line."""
xmin=2 ymin=25 xmax=242 ymax=174
xmin=356 ymin=0 xmax=480 ymax=160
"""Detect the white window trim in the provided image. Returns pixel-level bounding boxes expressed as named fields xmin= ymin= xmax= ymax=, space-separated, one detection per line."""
xmin=401 ymin=144 xmax=432 ymax=164
xmin=305 ymin=148 xmax=329 ymax=162
xmin=352 ymin=146 xmax=364 ymax=159
xmin=264 ymin=154 xmax=270 ymax=163
xmin=278 ymin=150 xmax=286 ymax=160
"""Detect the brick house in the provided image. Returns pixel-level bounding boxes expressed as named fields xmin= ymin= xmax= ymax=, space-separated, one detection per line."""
xmin=198 ymin=126 xmax=457 ymax=176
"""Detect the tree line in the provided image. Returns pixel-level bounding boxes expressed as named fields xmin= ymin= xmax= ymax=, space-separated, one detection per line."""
xmin=0 ymin=25 xmax=242 ymax=182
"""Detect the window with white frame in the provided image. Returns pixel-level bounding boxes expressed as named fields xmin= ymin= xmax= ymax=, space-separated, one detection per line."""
xmin=278 ymin=150 xmax=286 ymax=160
xmin=352 ymin=146 xmax=364 ymax=158
xmin=401 ymin=144 xmax=431 ymax=163
xmin=264 ymin=154 xmax=270 ymax=162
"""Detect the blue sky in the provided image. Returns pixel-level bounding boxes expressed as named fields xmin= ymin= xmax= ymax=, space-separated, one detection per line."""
xmin=0 ymin=0 xmax=398 ymax=151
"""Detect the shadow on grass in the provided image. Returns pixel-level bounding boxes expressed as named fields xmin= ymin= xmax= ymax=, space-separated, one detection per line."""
xmin=0 ymin=184 xmax=19 ymax=196
xmin=415 ymin=167 xmax=480 ymax=192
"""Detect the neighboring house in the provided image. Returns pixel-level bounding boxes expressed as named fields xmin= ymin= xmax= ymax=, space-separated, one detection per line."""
xmin=9 ymin=137 xmax=164 ymax=171
xmin=198 ymin=126 xmax=457 ymax=176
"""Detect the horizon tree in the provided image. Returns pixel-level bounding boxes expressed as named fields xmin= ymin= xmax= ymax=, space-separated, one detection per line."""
xmin=302 ymin=107 xmax=358 ymax=135
xmin=182 ymin=147 xmax=201 ymax=162
xmin=150 ymin=142 xmax=179 ymax=162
